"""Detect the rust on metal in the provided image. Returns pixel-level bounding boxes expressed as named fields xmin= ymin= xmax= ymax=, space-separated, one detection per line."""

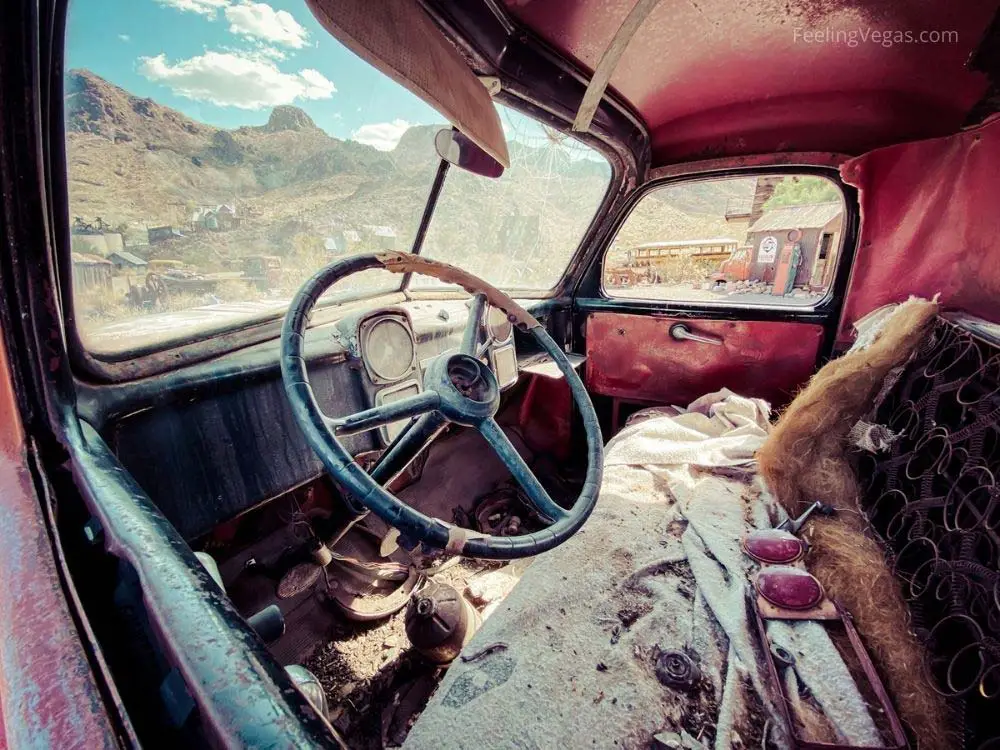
xmin=374 ymin=252 xmax=540 ymax=330
xmin=0 ymin=333 xmax=117 ymax=748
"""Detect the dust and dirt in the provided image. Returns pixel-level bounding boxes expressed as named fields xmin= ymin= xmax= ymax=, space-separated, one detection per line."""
xmin=304 ymin=558 xmax=517 ymax=749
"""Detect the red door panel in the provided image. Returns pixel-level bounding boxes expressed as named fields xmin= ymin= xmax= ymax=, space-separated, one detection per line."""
xmin=585 ymin=312 xmax=823 ymax=409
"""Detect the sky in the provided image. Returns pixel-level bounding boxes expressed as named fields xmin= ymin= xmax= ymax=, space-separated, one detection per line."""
xmin=65 ymin=0 xmax=447 ymax=150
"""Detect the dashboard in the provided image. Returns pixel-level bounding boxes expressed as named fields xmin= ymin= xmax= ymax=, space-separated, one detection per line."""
xmin=79 ymin=299 xmax=528 ymax=540
xmin=341 ymin=302 xmax=519 ymax=445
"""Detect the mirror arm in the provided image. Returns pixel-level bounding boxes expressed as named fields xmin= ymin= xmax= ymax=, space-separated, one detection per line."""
xmin=402 ymin=158 xmax=450 ymax=291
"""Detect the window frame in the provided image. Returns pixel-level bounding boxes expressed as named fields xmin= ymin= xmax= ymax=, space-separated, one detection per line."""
xmin=55 ymin=73 xmax=624 ymax=382
xmin=596 ymin=169 xmax=850 ymax=313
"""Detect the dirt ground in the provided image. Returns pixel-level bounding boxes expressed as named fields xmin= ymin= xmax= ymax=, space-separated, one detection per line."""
xmin=304 ymin=558 xmax=521 ymax=749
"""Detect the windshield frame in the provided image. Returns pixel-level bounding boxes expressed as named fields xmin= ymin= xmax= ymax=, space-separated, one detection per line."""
xmin=56 ymin=79 xmax=625 ymax=381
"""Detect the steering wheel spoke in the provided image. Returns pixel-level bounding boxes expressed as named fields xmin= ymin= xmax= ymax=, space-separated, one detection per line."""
xmin=281 ymin=252 xmax=602 ymax=559
xmin=369 ymin=411 xmax=448 ymax=486
xmin=327 ymin=390 xmax=440 ymax=436
xmin=478 ymin=418 xmax=569 ymax=523
xmin=461 ymin=293 xmax=488 ymax=355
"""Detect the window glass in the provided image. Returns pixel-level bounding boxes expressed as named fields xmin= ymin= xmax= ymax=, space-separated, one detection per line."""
xmin=65 ymin=0 xmax=444 ymax=354
xmin=604 ymin=174 xmax=845 ymax=306
xmin=416 ymin=106 xmax=611 ymax=291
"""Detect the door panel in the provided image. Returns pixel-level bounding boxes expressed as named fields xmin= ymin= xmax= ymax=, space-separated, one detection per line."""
xmin=584 ymin=312 xmax=822 ymax=409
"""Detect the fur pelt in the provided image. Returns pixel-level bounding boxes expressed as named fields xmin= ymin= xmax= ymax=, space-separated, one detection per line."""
xmin=758 ymin=297 xmax=953 ymax=749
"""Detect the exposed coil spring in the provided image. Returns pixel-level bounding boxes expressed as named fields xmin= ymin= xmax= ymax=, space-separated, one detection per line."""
xmin=861 ymin=318 xmax=1000 ymax=746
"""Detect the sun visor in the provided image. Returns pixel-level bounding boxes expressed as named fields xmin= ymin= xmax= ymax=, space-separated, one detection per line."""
xmin=306 ymin=0 xmax=510 ymax=169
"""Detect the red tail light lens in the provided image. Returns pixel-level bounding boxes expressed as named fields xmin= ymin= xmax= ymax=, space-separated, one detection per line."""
xmin=756 ymin=566 xmax=825 ymax=610
xmin=742 ymin=529 xmax=808 ymax=564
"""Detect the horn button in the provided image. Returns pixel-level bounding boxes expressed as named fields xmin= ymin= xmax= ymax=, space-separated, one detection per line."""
xmin=426 ymin=353 xmax=500 ymax=425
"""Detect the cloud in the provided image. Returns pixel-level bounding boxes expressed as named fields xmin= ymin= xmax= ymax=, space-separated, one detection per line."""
xmin=138 ymin=51 xmax=335 ymax=109
xmin=351 ymin=120 xmax=412 ymax=151
xmin=118 ymin=34 xmax=131 ymax=42
xmin=224 ymin=1 xmax=308 ymax=48
xmin=256 ymin=45 xmax=287 ymax=60
xmin=154 ymin=0 xmax=230 ymax=17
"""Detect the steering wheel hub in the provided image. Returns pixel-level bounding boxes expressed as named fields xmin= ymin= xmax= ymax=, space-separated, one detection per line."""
xmin=425 ymin=352 xmax=500 ymax=426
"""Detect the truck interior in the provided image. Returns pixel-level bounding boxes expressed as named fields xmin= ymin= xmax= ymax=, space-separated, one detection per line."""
xmin=1 ymin=0 xmax=999 ymax=748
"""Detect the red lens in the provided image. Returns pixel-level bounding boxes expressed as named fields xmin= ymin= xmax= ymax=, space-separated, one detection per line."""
xmin=756 ymin=566 xmax=824 ymax=610
xmin=742 ymin=529 xmax=807 ymax=564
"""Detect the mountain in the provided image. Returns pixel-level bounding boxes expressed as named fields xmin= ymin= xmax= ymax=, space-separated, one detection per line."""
xmin=64 ymin=70 xmax=730 ymax=287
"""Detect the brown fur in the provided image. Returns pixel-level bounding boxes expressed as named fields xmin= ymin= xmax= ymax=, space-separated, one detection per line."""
xmin=759 ymin=297 xmax=939 ymax=517
xmin=758 ymin=298 xmax=954 ymax=749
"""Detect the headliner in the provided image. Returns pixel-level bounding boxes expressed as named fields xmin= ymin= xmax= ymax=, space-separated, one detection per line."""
xmin=502 ymin=0 xmax=997 ymax=164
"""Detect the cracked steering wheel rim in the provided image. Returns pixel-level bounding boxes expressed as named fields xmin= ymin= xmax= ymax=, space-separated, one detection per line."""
xmin=280 ymin=251 xmax=603 ymax=560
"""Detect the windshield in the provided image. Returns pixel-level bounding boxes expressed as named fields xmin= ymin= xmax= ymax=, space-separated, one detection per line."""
xmin=418 ymin=108 xmax=611 ymax=290
xmin=65 ymin=1 xmax=609 ymax=356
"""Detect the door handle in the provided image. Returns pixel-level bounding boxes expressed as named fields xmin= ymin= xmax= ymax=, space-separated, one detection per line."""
xmin=669 ymin=323 xmax=723 ymax=346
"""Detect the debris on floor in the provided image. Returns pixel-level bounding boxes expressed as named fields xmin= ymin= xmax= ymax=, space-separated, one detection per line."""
xmin=303 ymin=558 xmax=528 ymax=749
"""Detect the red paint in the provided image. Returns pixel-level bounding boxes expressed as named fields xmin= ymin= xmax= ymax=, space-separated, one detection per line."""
xmin=0 ymin=331 xmax=116 ymax=747
xmin=503 ymin=0 xmax=993 ymax=164
xmin=585 ymin=313 xmax=822 ymax=408
xmin=756 ymin=567 xmax=825 ymax=610
xmin=743 ymin=529 xmax=807 ymax=564
xmin=517 ymin=374 xmax=573 ymax=461
xmin=837 ymin=114 xmax=1000 ymax=344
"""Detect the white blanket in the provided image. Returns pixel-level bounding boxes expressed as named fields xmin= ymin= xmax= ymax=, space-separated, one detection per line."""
xmin=406 ymin=390 xmax=883 ymax=750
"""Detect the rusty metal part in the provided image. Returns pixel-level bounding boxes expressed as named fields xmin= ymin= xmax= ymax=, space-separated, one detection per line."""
xmin=752 ymin=597 xmax=908 ymax=750
xmin=648 ymin=152 xmax=851 ymax=182
xmin=0 ymin=331 xmax=119 ymax=745
xmin=404 ymin=582 xmax=482 ymax=664
xmin=460 ymin=641 xmax=508 ymax=663
xmin=777 ymin=501 xmax=834 ymax=534
xmin=473 ymin=486 xmax=543 ymax=537
xmin=277 ymin=562 xmax=324 ymax=599
xmin=858 ymin=316 xmax=1000 ymax=744
xmin=654 ymin=650 xmax=701 ymax=691
xmin=374 ymin=252 xmax=540 ymax=330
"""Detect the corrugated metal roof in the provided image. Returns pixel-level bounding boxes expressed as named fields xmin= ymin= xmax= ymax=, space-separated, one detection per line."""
xmin=110 ymin=250 xmax=147 ymax=265
xmin=71 ymin=252 xmax=112 ymax=265
xmin=635 ymin=238 xmax=740 ymax=249
xmin=749 ymin=202 xmax=843 ymax=232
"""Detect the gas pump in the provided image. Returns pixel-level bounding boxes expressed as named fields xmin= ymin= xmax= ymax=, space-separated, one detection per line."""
xmin=771 ymin=228 xmax=802 ymax=296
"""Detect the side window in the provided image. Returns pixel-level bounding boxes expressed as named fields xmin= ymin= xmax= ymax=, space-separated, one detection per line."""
xmin=603 ymin=174 xmax=845 ymax=306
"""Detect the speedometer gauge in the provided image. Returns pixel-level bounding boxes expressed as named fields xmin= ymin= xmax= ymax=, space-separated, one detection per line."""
xmin=362 ymin=317 xmax=415 ymax=382
xmin=486 ymin=305 xmax=514 ymax=343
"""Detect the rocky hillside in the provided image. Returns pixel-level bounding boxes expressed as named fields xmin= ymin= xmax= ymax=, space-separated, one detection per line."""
xmin=65 ymin=69 xmax=741 ymax=286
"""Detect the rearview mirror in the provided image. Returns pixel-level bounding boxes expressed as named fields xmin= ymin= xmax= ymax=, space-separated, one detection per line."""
xmin=434 ymin=128 xmax=504 ymax=178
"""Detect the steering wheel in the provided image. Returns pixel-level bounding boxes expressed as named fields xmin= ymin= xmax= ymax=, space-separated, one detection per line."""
xmin=280 ymin=251 xmax=603 ymax=559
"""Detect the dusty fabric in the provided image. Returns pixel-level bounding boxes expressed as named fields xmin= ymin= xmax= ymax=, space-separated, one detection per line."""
xmin=407 ymin=392 xmax=880 ymax=749
xmin=605 ymin=389 xmax=771 ymax=472
xmin=757 ymin=297 xmax=954 ymax=749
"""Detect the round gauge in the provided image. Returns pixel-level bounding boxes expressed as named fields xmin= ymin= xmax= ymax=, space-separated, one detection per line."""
xmin=363 ymin=317 xmax=415 ymax=382
xmin=486 ymin=305 xmax=513 ymax=343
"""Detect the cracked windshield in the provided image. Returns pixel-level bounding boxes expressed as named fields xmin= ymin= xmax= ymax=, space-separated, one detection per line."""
xmin=605 ymin=174 xmax=845 ymax=306
xmin=65 ymin=0 xmax=611 ymax=354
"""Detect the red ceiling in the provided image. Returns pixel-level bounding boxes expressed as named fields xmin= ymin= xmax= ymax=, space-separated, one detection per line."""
xmin=503 ymin=0 xmax=996 ymax=164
